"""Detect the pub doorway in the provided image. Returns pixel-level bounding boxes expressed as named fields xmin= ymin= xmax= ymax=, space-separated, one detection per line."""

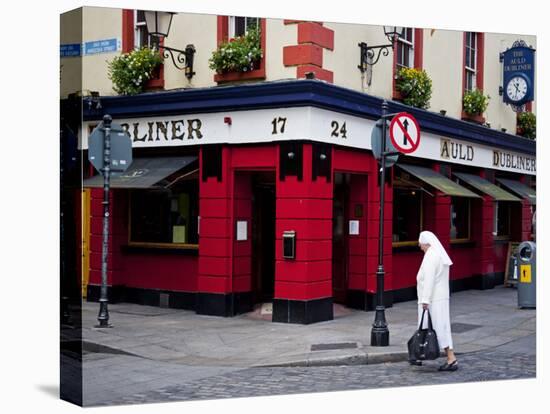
xmin=251 ymin=172 xmax=276 ymax=304
xmin=332 ymin=172 xmax=351 ymax=304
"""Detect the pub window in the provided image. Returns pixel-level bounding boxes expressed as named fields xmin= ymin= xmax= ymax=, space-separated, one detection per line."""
xmin=135 ymin=10 xmax=151 ymax=49
xmin=464 ymin=32 xmax=477 ymax=92
xmin=396 ymin=28 xmax=415 ymax=71
xmin=229 ymin=16 xmax=259 ymax=38
xmin=392 ymin=187 xmax=423 ymax=245
xmin=129 ymin=181 xmax=199 ymax=248
xmin=494 ymin=201 xmax=512 ymax=239
xmin=450 ymin=197 xmax=471 ymax=241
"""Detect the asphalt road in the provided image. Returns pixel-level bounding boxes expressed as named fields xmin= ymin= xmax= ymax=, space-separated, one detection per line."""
xmin=81 ymin=333 xmax=536 ymax=407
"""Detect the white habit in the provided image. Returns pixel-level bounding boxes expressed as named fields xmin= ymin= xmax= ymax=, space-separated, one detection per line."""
xmin=416 ymin=246 xmax=454 ymax=350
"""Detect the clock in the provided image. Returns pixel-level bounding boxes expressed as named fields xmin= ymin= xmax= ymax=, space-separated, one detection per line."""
xmin=505 ymin=74 xmax=530 ymax=103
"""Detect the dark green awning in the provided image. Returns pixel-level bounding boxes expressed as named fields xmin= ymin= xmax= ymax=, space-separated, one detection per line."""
xmin=496 ymin=178 xmax=536 ymax=205
xmin=453 ymin=172 xmax=522 ymax=201
xmin=397 ymin=164 xmax=480 ymax=198
xmin=82 ymin=156 xmax=197 ymax=189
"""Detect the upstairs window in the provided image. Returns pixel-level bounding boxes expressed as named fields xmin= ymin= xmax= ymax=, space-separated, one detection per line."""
xmin=464 ymin=32 xmax=477 ymax=92
xmin=229 ymin=16 xmax=259 ymax=38
xmin=396 ymin=28 xmax=415 ymax=71
xmin=135 ymin=10 xmax=152 ymax=49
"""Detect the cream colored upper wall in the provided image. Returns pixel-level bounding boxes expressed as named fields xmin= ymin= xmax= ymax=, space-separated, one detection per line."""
xmin=60 ymin=8 xmax=82 ymax=98
xmin=324 ymin=22 xmax=393 ymax=99
xmin=266 ymin=19 xmax=297 ymax=81
xmin=422 ymin=28 xmax=463 ymax=118
xmin=61 ymin=7 xmax=536 ymax=137
xmin=81 ymin=7 xmax=122 ymax=97
xmin=60 ymin=6 xmax=122 ymax=98
xmin=163 ymin=13 xmax=218 ymax=89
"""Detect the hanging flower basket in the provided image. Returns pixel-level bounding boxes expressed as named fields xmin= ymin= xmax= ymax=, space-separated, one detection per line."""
xmin=394 ymin=68 xmax=433 ymax=110
xmin=209 ymin=27 xmax=263 ymax=75
xmin=516 ymin=111 xmax=536 ymax=139
xmin=462 ymin=88 xmax=490 ymax=123
xmin=108 ymin=47 xmax=163 ymax=95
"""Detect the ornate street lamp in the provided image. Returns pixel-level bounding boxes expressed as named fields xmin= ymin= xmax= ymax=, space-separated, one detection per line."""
xmin=143 ymin=11 xmax=196 ymax=79
xmin=358 ymin=25 xmax=404 ymax=71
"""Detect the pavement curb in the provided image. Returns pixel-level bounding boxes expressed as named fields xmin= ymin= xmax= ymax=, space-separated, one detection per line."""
xmin=256 ymin=351 xmax=412 ymax=368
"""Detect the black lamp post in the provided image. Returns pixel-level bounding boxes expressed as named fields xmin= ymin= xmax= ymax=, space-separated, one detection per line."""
xmin=143 ymin=10 xmax=196 ymax=79
xmin=358 ymin=25 xmax=404 ymax=72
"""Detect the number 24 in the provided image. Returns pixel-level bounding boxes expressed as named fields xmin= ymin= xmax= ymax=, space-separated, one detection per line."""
xmin=331 ymin=121 xmax=347 ymax=138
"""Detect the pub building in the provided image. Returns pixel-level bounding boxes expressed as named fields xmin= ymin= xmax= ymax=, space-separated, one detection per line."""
xmin=78 ymin=79 xmax=535 ymax=324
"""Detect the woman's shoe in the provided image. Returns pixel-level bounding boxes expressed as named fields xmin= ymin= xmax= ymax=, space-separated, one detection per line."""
xmin=438 ymin=360 xmax=458 ymax=371
xmin=409 ymin=360 xmax=422 ymax=366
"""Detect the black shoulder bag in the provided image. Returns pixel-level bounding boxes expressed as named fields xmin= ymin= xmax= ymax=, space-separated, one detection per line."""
xmin=407 ymin=308 xmax=440 ymax=361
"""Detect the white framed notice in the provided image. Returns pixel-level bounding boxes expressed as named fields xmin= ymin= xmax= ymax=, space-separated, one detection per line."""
xmin=236 ymin=220 xmax=248 ymax=241
xmin=349 ymin=220 xmax=360 ymax=235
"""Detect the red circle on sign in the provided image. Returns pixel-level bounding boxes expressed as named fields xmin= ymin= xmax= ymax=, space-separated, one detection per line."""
xmin=389 ymin=112 xmax=421 ymax=154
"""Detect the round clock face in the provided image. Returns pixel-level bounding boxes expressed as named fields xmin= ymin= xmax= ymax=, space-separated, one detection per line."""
xmin=506 ymin=76 xmax=529 ymax=102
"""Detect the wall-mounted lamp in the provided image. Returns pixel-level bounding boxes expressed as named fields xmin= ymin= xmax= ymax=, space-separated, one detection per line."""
xmin=358 ymin=25 xmax=404 ymax=72
xmin=144 ymin=10 xmax=196 ymax=79
xmin=319 ymin=153 xmax=327 ymax=161
xmin=287 ymin=152 xmax=295 ymax=159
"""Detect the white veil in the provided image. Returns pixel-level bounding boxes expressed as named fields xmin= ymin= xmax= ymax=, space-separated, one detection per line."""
xmin=418 ymin=231 xmax=453 ymax=266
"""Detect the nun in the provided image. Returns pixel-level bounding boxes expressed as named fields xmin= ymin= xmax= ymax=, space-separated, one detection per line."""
xmin=411 ymin=230 xmax=458 ymax=371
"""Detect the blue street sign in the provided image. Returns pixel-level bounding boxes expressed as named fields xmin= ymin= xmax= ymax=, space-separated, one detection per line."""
xmin=84 ymin=38 xmax=119 ymax=55
xmin=60 ymin=43 xmax=81 ymax=57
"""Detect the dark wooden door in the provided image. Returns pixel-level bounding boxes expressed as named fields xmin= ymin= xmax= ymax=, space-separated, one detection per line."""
xmin=332 ymin=173 xmax=349 ymax=304
xmin=252 ymin=180 xmax=276 ymax=303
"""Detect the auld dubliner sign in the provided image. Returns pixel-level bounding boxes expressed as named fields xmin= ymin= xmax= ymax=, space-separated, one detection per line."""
xmin=81 ymin=106 xmax=535 ymax=175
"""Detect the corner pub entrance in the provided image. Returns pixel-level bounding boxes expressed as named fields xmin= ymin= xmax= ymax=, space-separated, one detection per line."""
xmin=79 ymin=80 xmax=535 ymax=324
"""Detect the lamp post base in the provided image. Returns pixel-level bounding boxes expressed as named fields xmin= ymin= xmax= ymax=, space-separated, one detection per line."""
xmin=96 ymin=301 xmax=112 ymax=328
xmin=371 ymin=328 xmax=390 ymax=346
xmin=370 ymin=306 xmax=390 ymax=346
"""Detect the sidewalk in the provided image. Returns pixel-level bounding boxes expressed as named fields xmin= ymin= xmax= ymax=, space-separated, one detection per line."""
xmin=76 ymin=285 xmax=535 ymax=368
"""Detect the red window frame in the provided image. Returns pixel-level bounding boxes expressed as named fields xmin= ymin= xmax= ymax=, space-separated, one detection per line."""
xmin=462 ymin=32 xmax=484 ymax=93
xmin=461 ymin=32 xmax=485 ymax=121
xmin=122 ymin=9 xmax=165 ymax=89
xmin=392 ymin=28 xmax=423 ymax=99
xmin=214 ymin=16 xmax=266 ymax=83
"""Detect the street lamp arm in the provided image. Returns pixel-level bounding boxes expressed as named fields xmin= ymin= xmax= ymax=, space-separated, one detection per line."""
xmin=358 ymin=42 xmax=395 ymax=72
xmin=155 ymin=44 xmax=196 ymax=79
xmin=160 ymin=45 xmax=187 ymax=70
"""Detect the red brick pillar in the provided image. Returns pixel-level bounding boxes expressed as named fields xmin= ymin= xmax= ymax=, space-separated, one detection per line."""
xmin=273 ymin=143 xmax=334 ymax=323
xmin=87 ymin=189 xmax=125 ymax=302
xmin=519 ymin=176 xmax=534 ymax=241
xmin=283 ymin=20 xmax=334 ymax=83
xmin=472 ymin=171 xmax=497 ymax=289
xmin=197 ymin=146 xmax=234 ymax=315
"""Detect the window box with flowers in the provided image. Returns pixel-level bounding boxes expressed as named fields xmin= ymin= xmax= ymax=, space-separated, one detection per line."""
xmin=462 ymin=88 xmax=490 ymax=124
xmin=108 ymin=47 xmax=163 ymax=95
xmin=517 ymin=111 xmax=536 ymax=139
xmin=210 ymin=26 xmax=265 ymax=83
xmin=394 ymin=67 xmax=432 ymax=110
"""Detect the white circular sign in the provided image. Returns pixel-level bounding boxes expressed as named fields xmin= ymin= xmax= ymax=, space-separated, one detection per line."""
xmin=389 ymin=112 xmax=421 ymax=154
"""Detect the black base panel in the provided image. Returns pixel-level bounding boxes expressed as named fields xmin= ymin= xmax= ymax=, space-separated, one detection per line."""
xmin=196 ymin=292 xmax=253 ymax=317
xmin=86 ymin=285 xmax=196 ymax=311
xmin=272 ymin=297 xmax=334 ymax=324
xmin=86 ymin=285 xmax=125 ymax=303
xmin=347 ymin=272 xmax=503 ymax=311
